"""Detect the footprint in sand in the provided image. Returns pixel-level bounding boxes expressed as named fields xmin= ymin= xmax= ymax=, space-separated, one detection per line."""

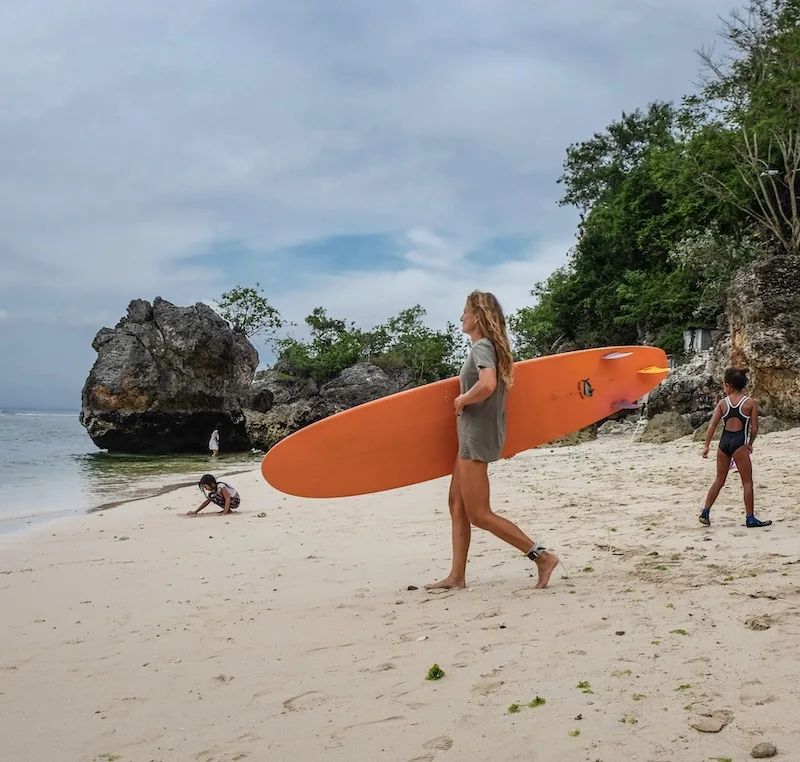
xmin=407 ymin=735 xmax=454 ymax=761
xmin=471 ymin=679 xmax=505 ymax=696
xmin=328 ymin=715 xmax=405 ymax=746
xmin=282 ymin=690 xmax=327 ymax=712
xmin=195 ymin=732 xmax=259 ymax=762
xmin=740 ymin=680 xmax=777 ymax=707
xmin=451 ymin=649 xmax=475 ymax=668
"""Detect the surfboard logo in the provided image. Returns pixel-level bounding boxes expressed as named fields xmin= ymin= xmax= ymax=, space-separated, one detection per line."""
xmin=578 ymin=378 xmax=594 ymax=398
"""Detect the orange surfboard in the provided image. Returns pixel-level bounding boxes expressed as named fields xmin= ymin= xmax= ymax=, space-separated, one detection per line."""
xmin=261 ymin=345 xmax=669 ymax=498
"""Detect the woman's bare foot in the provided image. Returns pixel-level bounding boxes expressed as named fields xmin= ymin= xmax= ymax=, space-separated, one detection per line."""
xmin=424 ymin=576 xmax=466 ymax=591
xmin=534 ymin=551 xmax=559 ymax=589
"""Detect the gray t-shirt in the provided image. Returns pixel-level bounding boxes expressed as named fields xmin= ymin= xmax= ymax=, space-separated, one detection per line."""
xmin=456 ymin=338 xmax=507 ymax=462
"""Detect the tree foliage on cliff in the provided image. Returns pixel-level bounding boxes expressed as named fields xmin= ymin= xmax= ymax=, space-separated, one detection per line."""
xmin=510 ymin=0 xmax=800 ymax=358
xmin=276 ymin=305 xmax=468 ymax=385
xmin=215 ymin=283 xmax=285 ymax=339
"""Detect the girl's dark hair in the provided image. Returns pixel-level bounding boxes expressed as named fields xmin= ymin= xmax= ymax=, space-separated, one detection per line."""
xmin=724 ymin=367 xmax=748 ymax=391
xmin=199 ymin=474 xmax=217 ymax=491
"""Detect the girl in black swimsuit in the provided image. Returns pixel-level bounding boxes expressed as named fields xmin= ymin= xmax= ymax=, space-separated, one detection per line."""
xmin=699 ymin=368 xmax=771 ymax=528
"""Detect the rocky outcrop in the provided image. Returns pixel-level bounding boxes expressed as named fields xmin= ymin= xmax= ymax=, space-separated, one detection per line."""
xmin=710 ymin=254 xmax=800 ymax=421
xmin=539 ymin=424 xmax=598 ymax=448
xmin=80 ymin=297 xmax=258 ymax=453
xmin=244 ymin=363 xmax=414 ymax=450
xmin=646 ymin=352 xmax=720 ymax=429
xmin=647 ymin=254 xmax=800 ymax=426
xmin=638 ymin=412 xmax=693 ymax=443
xmin=248 ymin=370 xmax=319 ymax=412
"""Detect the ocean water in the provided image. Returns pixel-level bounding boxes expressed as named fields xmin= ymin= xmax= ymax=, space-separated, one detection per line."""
xmin=0 ymin=411 xmax=261 ymax=531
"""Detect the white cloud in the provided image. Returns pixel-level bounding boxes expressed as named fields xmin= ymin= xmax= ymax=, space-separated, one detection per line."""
xmin=274 ymin=230 xmax=571 ymax=337
xmin=0 ymin=0 xmax=739 ymax=407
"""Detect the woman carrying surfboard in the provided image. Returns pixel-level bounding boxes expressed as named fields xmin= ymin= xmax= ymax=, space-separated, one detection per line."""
xmin=425 ymin=291 xmax=560 ymax=591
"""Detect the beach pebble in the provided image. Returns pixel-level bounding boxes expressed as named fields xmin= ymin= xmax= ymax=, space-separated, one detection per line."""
xmin=751 ymin=742 xmax=777 ymax=758
xmin=615 ymin=631 xmax=625 ymax=636
xmin=745 ymin=616 xmax=772 ymax=631
xmin=257 ymin=512 xmax=267 ymax=518
xmin=416 ymin=636 xmax=427 ymax=642
xmin=407 ymin=585 xmax=418 ymax=591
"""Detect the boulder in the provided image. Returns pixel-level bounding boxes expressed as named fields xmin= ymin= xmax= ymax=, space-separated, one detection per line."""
xmin=692 ymin=419 xmax=722 ymax=443
xmin=320 ymin=363 xmax=413 ymax=407
xmin=710 ymin=254 xmax=800 ymax=421
xmin=638 ymin=412 xmax=693 ymax=444
xmin=540 ymin=424 xmax=598 ymax=448
xmin=244 ymin=397 xmax=340 ymax=452
xmin=249 ymin=370 xmax=318 ymax=410
xmin=646 ymin=351 xmax=720 ymax=428
xmin=244 ymin=363 xmax=415 ymax=451
xmin=598 ymin=419 xmax=635 ymax=436
xmin=79 ymin=297 xmax=258 ymax=453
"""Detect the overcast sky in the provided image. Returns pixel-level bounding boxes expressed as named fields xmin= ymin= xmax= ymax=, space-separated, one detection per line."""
xmin=0 ymin=0 xmax=737 ymax=410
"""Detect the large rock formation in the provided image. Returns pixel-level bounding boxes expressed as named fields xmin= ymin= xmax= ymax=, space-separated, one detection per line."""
xmin=244 ymin=363 xmax=414 ymax=450
xmin=647 ymin=253 xmax=800 ymax=426
xmin=646 ymin=351 xmax=720 ymax=429
xmin=80 ymin=297 xmax=258 ymax=453
xmin=710 ymin=254 xmax=800 ymax=421
xmin=638 ymin=412 xmax=693 ymax=443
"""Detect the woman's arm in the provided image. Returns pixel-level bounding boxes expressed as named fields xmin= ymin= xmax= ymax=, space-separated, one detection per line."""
xmin=455 ymin=367 xmax=497 ymax=413
xmin=748 ymin=399 xmax=759 ymax=449
xmin=702 ymin=402 xmax=723 ymax=457
xmin=188 ymin=497 xmax=212 ymax=516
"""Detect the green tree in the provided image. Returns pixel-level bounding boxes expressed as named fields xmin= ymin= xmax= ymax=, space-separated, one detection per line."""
xmin=508 ymin=0 xmax=800 ymax=358
xmin=276 ymin=307 xmax=372 ymax=383
xmin=276 ymin=305 xmax=466 ymax=385
xmin=215 ymin=283 xmax=285 ymax=340
xmin=514 ymin=103 xmax=703 ymax=355
xmin=377 ymin=305 xmax=468 ymax=384
xmin=688 ymin=0 xmax=800 ymax=254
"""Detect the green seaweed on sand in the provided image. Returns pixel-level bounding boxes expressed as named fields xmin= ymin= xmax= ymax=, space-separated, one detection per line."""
xmin=425 ymin=664 xmax=445 ymax=681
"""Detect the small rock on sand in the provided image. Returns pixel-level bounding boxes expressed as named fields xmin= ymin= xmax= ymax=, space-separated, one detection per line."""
xmin=689 ymin=708 xmax=733 ymax=733
xmin=745 ymin=616 xmax=772 ymax=631
xmin=751 ymin=742 xmax=777 ymax=758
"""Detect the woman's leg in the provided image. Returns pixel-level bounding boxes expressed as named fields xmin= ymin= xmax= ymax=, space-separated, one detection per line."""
xmin=732 ymin=447 xmax=771 ymax=527
xmin=425 ymin=462 xmax=471 ymax=589
xmin=700 ymin=447 xmax=730 ymax=525
xmin=458 ymin=458 xmax=559 ymax=589
xmin=732 ymin=446 xmax=754 ymax=516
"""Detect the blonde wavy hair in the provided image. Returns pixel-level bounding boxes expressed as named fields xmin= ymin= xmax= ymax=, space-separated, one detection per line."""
xmin=466 ymin=290 xmax=515 ymax=387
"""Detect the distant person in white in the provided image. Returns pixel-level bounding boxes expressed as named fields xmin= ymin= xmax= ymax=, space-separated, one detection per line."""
xmin=208 ymin=423 xmax=221 ymax=457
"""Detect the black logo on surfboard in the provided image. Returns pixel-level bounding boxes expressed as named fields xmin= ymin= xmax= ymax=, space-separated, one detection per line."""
xmin=578 ymin=379 xmax=594 ymax=398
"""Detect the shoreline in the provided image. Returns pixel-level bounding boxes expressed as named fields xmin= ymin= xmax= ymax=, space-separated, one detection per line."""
xmin=1 ymin=432 xmax=799 ymax=760
xmin=0 ymin=461 xmax=262 ymax=541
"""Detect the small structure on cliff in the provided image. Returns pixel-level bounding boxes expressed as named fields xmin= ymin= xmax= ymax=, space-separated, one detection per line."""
xmin=682 ymin=327 xmax=714 ymax=354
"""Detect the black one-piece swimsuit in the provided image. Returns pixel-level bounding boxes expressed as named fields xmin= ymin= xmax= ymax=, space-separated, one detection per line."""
xmin=719 ymin=396 xmax=750 ymax=458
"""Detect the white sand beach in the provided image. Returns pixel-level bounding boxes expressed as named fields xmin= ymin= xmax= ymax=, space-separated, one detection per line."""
xmin=2 ymin=431 xmax=799 ymax=761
